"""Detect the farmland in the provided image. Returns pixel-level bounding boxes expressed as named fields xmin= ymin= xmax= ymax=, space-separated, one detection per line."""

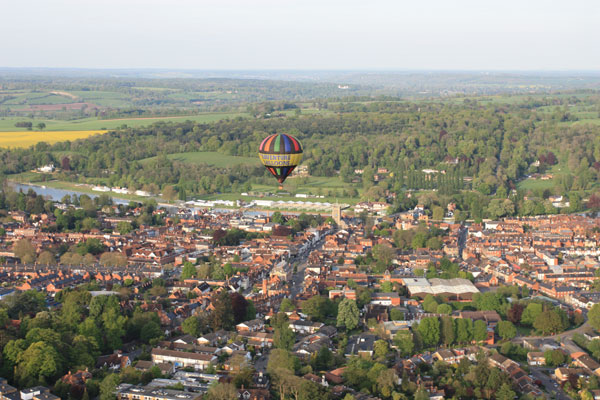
xmin=0 ymin=130 xmax=106 ymax=148
xmin=0 ymin=112 xmax=250 ymax=132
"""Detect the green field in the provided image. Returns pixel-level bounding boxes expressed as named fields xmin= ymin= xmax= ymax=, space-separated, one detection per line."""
xmin=199 ymin=175 xmax=360 ymax=205
xmin=0 ymin=112 xmax=250 ymax=132
xmin=517 ymin=164 xmax=569 ymax=191
xmin=140 ymin=151 xmax=259 ymax=168
xmin=516 ymin=178 xmax=556 ymax=190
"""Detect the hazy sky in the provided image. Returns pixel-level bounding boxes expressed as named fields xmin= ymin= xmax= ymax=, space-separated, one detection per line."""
xmin=2 ymin=0 xmax=599 ymax=70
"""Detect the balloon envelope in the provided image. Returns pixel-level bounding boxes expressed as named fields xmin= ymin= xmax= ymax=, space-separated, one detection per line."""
xmin=258 ymin=133 xmax=303 ymax=184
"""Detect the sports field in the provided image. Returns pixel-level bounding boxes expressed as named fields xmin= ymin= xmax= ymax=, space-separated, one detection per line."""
xmin=0 ymin=131 xmax=106 ymax=148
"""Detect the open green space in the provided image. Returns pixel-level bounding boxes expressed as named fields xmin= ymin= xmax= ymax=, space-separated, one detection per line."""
xmin=0 ymin=112 xmax=250 ymax=132
xmin=199 ymin=176 xmax=361 ymax=205
xmin=517 ymin=164 xmax=570 ymax=191
xmin=140 ymin=151 xmax=259 ymax=168
xmin=517 ymin=178 xmax=556 ymax=191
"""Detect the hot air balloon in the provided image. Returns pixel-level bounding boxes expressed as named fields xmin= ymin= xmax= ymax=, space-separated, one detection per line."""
xmin=258 ymin=133 xmax=303 ymax=188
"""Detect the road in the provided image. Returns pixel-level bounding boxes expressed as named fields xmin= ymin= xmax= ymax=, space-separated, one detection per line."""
xmin=289 ymin=234 xmax=327 ymax=298
xmin=509 ymin=310 xmax=588 ymax=399
xmin=512 ymin=321 xmax=589 ymax=345
xmin=254 ymin=232 xmax=328 ymax=374
xmin=457 ymin=225 xmax=468 ymax=259
xmin=254 ymin=353 xmax=269 ymax=373
xmin=530 ymin=368 xmax=572 ymax=400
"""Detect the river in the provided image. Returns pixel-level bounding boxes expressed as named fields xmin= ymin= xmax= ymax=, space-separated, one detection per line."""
xmin=10 ymin=183 xmax=132 ymax=205
xmin=10 ymin=183 xmax=321 ymax=217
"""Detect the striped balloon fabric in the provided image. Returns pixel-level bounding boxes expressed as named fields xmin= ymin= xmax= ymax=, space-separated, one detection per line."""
xmin=258 ymin=133 xmax=303 ymax=184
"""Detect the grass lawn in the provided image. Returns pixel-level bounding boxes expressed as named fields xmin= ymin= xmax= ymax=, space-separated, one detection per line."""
xmin=199 ymin=176 xmax=361 ymax=205
xmin=141 ymin=151 xmax=259 ymax=168
xmin=517 ymin=178 xmax=556 ymax=191
xmin=517 ymin=163 xmax=570 ymax=191
xmin=516 ymin=325 xmax=533 ymax=337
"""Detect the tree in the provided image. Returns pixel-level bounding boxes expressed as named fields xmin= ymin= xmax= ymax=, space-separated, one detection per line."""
xmin=13 ymin=239 xmax=36 ymax=264
xmin=521 ymin=303 xmax=543 ymax=326
xmin=36 ymin=251 xmax=55 ymax=266
xmin=425 ymin=236 xmax=443 ymax=250
xmin=380 ymin=281 xmax=393 ymax=293
xmin=589 ymin=303 xmax=600 ymax=331
xmin=473 ymin=319 xmax=488 ymax=342
xmin=280 ymin=298 xmax=295 ymax=312
xmin=544 ymin=349 xmax=569 ymax=367
xmin=374 ymin=340 xmax=389 ymax=359
xmin=162 ymin=185 xmax=177 ymax=201
xmin=314 ymin=346 xmax=333 ymax=371
xmin=496 ymin=320 xmax=516 ymax=340
xmin=436 ymin=304 xmax=452 ymax=315
xmin=440 ymin=316 xmax=455 ymax=346
xmin=534 ymin=309 xmax=566 ymax=335
xmin=417 ymin=317 xmax=440 ymax=347
xmin=70 ymin=335 xmax=100 ymax=369
xmin=181 ymin=261 xmax=197 ymax=279
xmin=390 ymin=308 xmax=404 ymax=321
xmin=116 ymin=221 xmax=133 ymax=235
xmin=0 ymin=308 xmax=8 ymax=327
xmin=303 ymin=295 xmax=334 ymax=322
xmin=14 ymin=341 xmax=63 ymax=387
xmin=36 ymin=122 xmax=46 ymax=130
xmin=82 ymin=217 xmax=99 ymax=231
xmin=3 ymin=290 xmax=46 ymax=318
xmin=99 ymin=373 xmax=121 ymax=400
xmin=209 ymin=291 xmax=234 ymax=331
xmin=337 ymin=298 xmax=360 ymax=331
xmin=182 ymin=316 xmax=202 ymax=337
xmin=141 ymin=321 xmax=162 ymax=343
xmin=507 ymin=303 xmax=524 ymax=324
xmin=99 ymin=252 xmax=127 ymax=267
xmin=394 ymin=332 xmax=415 ymax=357
xmin=485 ymin=368 xmax=506 ymax=395
xmin=267 ymin=349 xmax=297 ymax=375
xmin=432 ymin=206 xmax=444 ymax=221
xmin=230 ymin=292 xmax=249 ymax=324
xmin=271 ymin=211 xmax=284 ymax=224
xmin=454 ymin=318 xmax=473 ymax=344
xmin=495 ymin=382 xmax=516 ymax=400
xmin=414 ymin=388 xmax=430 ymax=400
xmin=83 ymin=253 xmax=96 ymax=266
xmin=422 ymin=294 xmax=439 ymax=313
xmin=376 ymin=368 xmax=398 ymax=398
xmin=372 ymin=244 xmax=395 ymax=268
xmin=274 ymin=322 xmax=296 ymax=351
xmin=487 ymin=198 xmax=515 ymax=219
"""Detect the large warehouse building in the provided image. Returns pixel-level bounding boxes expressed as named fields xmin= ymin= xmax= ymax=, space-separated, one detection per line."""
xmin=404 ymin=277 xmax=480 ymax=300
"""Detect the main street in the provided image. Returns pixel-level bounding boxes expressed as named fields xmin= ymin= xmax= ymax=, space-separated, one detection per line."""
xmin=256 ymin=231 xmax=328 ymax=373
xmin=289 ymin=232 xmax=327 ymax=298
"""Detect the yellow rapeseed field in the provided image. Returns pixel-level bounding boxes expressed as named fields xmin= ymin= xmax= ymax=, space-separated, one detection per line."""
xmin=0 ymin=131 xmax=106 ymax=148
